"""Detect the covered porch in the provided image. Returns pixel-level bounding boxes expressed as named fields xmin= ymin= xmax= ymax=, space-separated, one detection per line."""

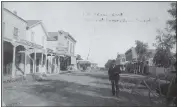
xmin=46 ymin=48 xmax=60 ymax=74
xmin=3 ymin=37 xmax=47 ymax=81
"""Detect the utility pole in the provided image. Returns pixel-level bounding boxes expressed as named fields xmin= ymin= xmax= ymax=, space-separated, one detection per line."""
xmin=87 ymin=48 xmax=91 ymax=60
xmin=87 ymin=27 xmax=95 ymax=60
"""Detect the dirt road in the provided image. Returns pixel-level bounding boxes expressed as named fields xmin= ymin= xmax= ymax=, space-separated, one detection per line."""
xmin=3 ymin=71 xmax=154 ymax=106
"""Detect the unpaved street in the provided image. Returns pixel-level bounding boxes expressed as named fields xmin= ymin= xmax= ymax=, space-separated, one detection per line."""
xmin=3 ymin=71 xmax=153 ymax=106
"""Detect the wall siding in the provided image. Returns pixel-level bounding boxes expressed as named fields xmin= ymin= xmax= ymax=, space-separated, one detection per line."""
xmin=26 ymin=24 xmax=47 ymax=48
xmin=3 ymin=10 xmax=27 ymax=40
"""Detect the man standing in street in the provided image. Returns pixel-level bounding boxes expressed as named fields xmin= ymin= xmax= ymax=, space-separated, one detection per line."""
xmin=108 ymin=60 xmax=121 ymax=97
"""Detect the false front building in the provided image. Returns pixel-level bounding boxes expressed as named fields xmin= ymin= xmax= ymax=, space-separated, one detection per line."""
xmin=47 ymin=30 xmax=77 ymax=71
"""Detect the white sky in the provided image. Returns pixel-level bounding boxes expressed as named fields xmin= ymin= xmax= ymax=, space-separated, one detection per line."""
xmin=4 ymin=2 xmax=175 ymax=67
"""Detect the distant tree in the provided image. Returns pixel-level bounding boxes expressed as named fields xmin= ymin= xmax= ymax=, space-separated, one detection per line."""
xmin=153 ymin=30 xmax=176 ymax=51
xmin=105 ymin=59 xmax=114 ymax=69
xmin=152 ymin=2 xmax=176 ymax=68
xmin=135 ymin=40 xmax=149 ymax=74
xmin=167 ymin=2 xmax=176 ymax=35
xmin=153 ymin=47 xmax=175 ymax=68
xmin=76 ymin=54 xmax=83 ymax=60
xmin=153 ymin=30 xmax=176 ymax=68
xmin=135 ymin=40 xmax=148 ymax=61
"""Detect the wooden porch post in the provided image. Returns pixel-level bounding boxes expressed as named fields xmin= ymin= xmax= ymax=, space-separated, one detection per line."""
xmin=55 ymin=56 xmax=57 ymax=73
xmin=41 ymin=53 xmax=43 ymax=66
xmin=45 ymin=53 xmax=47 ymax=73
xmin=24 ymin=49 xmax=27 ymax=77
xmin=34 ymin=49 xmax=36 ymax=73
xmin=50 ymin=54 xmax=53 ymax=73
xmin=58 ymin=56 xmax=60 ymax=73
xmin=12 ymin=44 xmax=16 ymax=78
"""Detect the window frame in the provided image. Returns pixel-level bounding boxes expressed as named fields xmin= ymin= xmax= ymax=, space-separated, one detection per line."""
xmin=70 ymin=43 xmax=72 ymax=53
xmin=13 ymin=27 xmax=18 ymax=38
xmin=73 ymin=44 xmax=75 ymax=54
xmin=31 ymin=31 xmax=35 ymax=42
xmin=42 ymin=36 xmax=45 ymax=46
xmin=67 ymin=41 xmax=69 ymax=51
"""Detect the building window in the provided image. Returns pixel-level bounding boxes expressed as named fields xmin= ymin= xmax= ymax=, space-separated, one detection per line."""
xmin=13 ymin=27 xmax=18 ymax=38
xmin=70 ymin=43 xmax=72 ymax=53
xmin=31 ymin=31 xmax=34 ymax=42
xmin=67 ymin=41 xmax=69 ymax=51
xmin=3 ymin=22 xmax=5 ymax=36
xmin=73 ymin=44 xmax=74 ymax=54
xmin=42 ymin=36 xmax=45 ymax=46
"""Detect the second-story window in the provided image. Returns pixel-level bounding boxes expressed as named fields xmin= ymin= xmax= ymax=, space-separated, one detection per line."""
xmin=3 ymin=22 xmax=5 ymax=36
xmin=31 ymin=31 xmax=34 ymax=42
xmin=42 ymin=36 xmax=45 ymax=46
xmin=70 ymin=43 xmax=72 ymax=53
xmin=73 ymin=44 xmax=74 ymax=54
xmin=67 ymin=41 xmax=69 ymax=51
xmin=13 ymin=27 xmax=18 ymax=39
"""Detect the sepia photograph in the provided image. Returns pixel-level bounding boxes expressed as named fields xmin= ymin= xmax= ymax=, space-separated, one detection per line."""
xmin=1 ymin=1 xmax=177 ymax=106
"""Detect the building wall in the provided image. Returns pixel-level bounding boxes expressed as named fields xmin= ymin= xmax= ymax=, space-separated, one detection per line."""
xmin=65 ymin=37 xmax=75 ymax=56
xmin=58 ymin=32 xmax=66 ymax=47
xmin=46 ymin=41 xmax=58 ymax=51
xmin=58 ymin=32 xmax=76 ymax=56
xmin=120 ymin=56 xmax=126 ymax=64
xmin=125 ymin=50 xmax=133 ymax=61
xmin=3 ymin=9 xmax=27 ymax=40
xmin=26 ymin=24 xmax=47 ymax=49
xmin=131 ymin=48 xmax=138 ymax=60
xmin=125 ymin=47 xmax=137 ymax=62
xmin=116 ymin=54 xmax=126 ymax=65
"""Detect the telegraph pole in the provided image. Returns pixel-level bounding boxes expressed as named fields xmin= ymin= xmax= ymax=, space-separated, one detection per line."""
xmin=87 ymin=27 xmax=95 ymax=60
xmin=87 ymin=48 xmax=90 ymax=60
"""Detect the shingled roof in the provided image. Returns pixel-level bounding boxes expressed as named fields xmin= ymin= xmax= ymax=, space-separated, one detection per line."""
xmin=26 ymin=20 xmax=41 ymax=27
xmin=58 ymin=30 xmax=77 ymax=42
xmin=47 ymin=32 xmax=58 ymax=41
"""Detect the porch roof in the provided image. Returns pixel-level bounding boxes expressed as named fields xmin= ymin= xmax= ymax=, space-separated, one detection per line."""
xmin=18 ymin=39 xmax=43 ymax=49
xmin=18 ymin=49 xmax=46 ymax=54
xmin=26 ymin=20 xmax=41 ymax=27
xmin=3 ymin=37 xmax=44 ymax=49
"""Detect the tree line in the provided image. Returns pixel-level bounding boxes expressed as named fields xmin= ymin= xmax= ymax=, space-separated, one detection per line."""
xmin=105 ymin=2 xmax=176 ymax=70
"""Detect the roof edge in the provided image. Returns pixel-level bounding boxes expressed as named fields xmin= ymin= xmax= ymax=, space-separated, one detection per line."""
xmin=58 ymin=30 xmax=77 ymax=43
xmin=27 ymin=20 xmax=42 ymax=28
xmin=3 ymin=8 xmax=27 ymax=23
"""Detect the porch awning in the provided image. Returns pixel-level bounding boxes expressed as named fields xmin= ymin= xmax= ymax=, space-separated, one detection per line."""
xmin=17 ymin=39 xmax=44 ymax=49
xmin=18 ymin=49 xmax=46 ymax=54
xmin=56 ymin=46 xmax=68 ymax=51
xmin=3 ymin=37 xmax=44 ymax=49
xmin=47 ymin=48 xmax=54 ymax=54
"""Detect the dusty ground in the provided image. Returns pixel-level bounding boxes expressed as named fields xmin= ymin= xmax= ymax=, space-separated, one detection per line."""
xmin=3 ymin=71 xmax=163 ymax=106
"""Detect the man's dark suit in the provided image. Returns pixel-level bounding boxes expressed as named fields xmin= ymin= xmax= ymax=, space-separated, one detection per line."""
xmin=108 ymin=65 xmax=121 ymax=96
